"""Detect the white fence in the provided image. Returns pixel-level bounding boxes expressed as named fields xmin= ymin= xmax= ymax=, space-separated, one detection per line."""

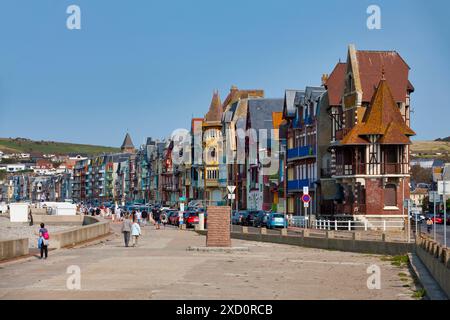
xmin=313 ymin=219 xmax=405 ymax=231
xmin=290 ymin=216 xmax=405 ymax=231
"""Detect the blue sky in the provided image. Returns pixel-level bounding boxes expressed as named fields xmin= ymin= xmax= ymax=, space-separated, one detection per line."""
xmin=0 ymin=0 xmax=449 ymax=147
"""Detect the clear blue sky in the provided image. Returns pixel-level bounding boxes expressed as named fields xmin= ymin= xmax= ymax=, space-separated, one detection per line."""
xmin=0 ymin=0 xmax=449 ymax=147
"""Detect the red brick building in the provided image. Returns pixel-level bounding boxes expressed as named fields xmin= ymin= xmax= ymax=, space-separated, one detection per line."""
xmin=328 ymin=45 xmax=415 ymax=223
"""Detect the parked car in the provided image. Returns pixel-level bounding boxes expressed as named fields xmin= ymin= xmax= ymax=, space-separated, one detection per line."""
xmin=185 ymin=212 xmax=199 ymax=228
xmin=266 ymin=213 xmax=288 ymax=229
xmin=169 ymin=211 xmax=180 ymax=225
xmin=253 ymin=211 xmax=270 ymax=227
xmin=231 ymin=211 xmax=245 ymax=225
xmin=243 ymin=211 xmax=258 ymax=226
xmin=431 ymin=214 xmax=444 ymax=224
xmin=162 ymin=210 xmax=176 ymax=224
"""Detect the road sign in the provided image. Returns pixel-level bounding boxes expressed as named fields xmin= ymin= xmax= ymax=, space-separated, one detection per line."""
xmin=227 ymin=194 xmax=236 ymax=200
xmin=301 ymin=194 xmax=311 ymax=203
xmin=437 ymin=181 xmax=450 ymax=195
xmin=227 ymin=186 xmax=236 ymax=194
xmin=303 ymin=186 xmax=309 ymax=195
xmin=429 ymin=191 xmax=441 ymax=203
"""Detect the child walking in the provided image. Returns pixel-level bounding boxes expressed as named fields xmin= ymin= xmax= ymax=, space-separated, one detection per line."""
xmin=131 ymin=219 xmax=142 ymax=247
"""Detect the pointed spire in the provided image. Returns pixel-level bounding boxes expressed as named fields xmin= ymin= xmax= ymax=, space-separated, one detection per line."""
xmin=121 ymin=132 xmax=135 ymax=153
xmin=359 ymin=78 xmax=415 ymax=137
xmin=204 ymin=90 xmax=222 ymax=122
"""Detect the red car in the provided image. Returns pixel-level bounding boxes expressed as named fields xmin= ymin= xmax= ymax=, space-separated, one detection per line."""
xmin=431 ymin=215 xmax=444 ymax=224
xmin=185 ymin=212 xmax=199 ymax=228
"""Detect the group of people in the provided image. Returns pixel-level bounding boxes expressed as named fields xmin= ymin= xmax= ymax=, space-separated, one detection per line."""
xmin=120 ymin=213 xmax=142 ymax=247
xmin=38 ymin=204 xmax=172 ymax=253
xmin=118 ymin=207 xmax=168 ymax=247
xmin=77 ymin=204 xmax=112 ymax=217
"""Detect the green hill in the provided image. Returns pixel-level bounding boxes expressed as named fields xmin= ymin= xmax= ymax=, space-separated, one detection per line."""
xmin=0 ymin=137 xmax=120 ymax=156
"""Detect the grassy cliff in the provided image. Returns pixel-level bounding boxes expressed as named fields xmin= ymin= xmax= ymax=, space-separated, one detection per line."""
xmin=0 ymin=137 xmax=120 ymax=156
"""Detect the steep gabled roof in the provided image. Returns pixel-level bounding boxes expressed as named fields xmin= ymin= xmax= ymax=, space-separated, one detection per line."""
xmin=248 ymin=98 xmax=284 ymax=131
xmin=325 ymin=62 xmax=346 ymax=106
xmin=356 ymin=50 xmax=411 ymax=103
xmin=284 ymin=90 xmax=304 ymax=119
xmin=121 ymin=133 xmax=134 ymax=150
xmin=222 ymin=86 xmax=264 ymax=112
xmin=204 ymin=90 xmax=222 ymax=123
xmin=342 ymin=77 xmax=415 ymax=145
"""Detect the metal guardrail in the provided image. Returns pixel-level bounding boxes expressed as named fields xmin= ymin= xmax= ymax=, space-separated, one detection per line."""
xmin=290 ymin=216 xmax=405 ymax=231
xmin=313 ymin=219 xmax=404 ymax=231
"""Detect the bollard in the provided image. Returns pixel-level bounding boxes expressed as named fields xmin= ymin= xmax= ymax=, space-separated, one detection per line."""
xmin=198 ymin=213 xmax=205 ymax=231
xmin=260 ymin=227 xmax=267 ymax=235
xmin=381 ymin=233 xmax=387 ymax=242
xmin=443 ymin=248 xmax=450 ymax=268
xmin=242 ymin=226 xmax=248 ymax=234
xmin=280 ymin=228 xmax=288 ymax=236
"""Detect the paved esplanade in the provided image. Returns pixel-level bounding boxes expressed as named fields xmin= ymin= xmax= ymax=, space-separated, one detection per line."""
xmin=0 ymin=223 xmax=416 ymax=299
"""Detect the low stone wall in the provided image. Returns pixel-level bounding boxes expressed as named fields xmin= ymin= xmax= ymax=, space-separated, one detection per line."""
xmin=195 ymin=229 xmax=414 ymax=255
xmin=32 ymin=215 xmax=83 ymax=226
xmin=49 ymin=218 xmax=111 ymax=249
xmin=82 ymin=215 xmax=100 ymax=226
xmin=415 ymin=236 xmax=450 ymax=298
xmin=0 ymin=238 xmax=29 ymax=261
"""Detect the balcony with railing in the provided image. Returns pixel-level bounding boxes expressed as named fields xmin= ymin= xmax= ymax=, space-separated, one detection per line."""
xmin=287 ymin=146 xmax=316 ymax=162
xmin=287 ymin=179 xmax=312 ymax=192
xmin=335 ymin=162 xmax=408 ymax=176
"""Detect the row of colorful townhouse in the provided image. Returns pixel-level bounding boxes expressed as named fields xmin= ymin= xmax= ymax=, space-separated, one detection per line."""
xmin=153 ymin=44 xmax=416 ymax=224
xmin=5 ymin=43 xmax=414 ymax=225
xmin=0 ymin=173 xmax=73 ymax=203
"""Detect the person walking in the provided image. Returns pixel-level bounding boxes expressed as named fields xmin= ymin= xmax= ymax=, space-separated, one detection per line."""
xmin=153 ymin=209 xmax=161 ymax=230
xmin=141 ymin=210 xmax=148 ymax=226
xmin=426 ymin=218 xmax=433 ymax=234
xmin=116 ymin=206 xmax=122 ymax=223
xmin=131 ymin=219 xmax=142 ymax=247
xmin=136 ymin=209 xmax=142 ymax=226
xmin=121 ymin=214 xmax=132 ymax=247
xmin=38 ymin=223 xmax=50 ymax=259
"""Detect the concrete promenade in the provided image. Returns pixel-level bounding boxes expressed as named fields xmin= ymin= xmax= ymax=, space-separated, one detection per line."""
xmin=0 ymin=222 xmax=417 ymax=300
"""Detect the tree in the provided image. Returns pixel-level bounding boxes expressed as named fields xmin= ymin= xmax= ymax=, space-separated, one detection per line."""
xmin=411 ymin=165 xmax=432 ymax=184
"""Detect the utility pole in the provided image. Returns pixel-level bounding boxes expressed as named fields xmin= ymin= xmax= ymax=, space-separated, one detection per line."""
xmin=433 ymin=190 xmax=437 ymax=241
xmin=443 ymin=167 xmax=447 ymax=248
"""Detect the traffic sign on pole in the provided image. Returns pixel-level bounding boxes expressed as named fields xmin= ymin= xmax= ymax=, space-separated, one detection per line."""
xmin=301 ymin=194 xmax=311 ymax=203
xmin=227 ymin=194 xmax=235 ymax=200
xmin=303 ymin=186 xmax=309 ymax=195
xmin=227 ymin=186 xmax=236 ymax=194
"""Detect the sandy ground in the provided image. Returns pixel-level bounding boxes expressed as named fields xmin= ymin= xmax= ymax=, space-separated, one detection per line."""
xmin=0 ymin=222 xmax=418 ymax=300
